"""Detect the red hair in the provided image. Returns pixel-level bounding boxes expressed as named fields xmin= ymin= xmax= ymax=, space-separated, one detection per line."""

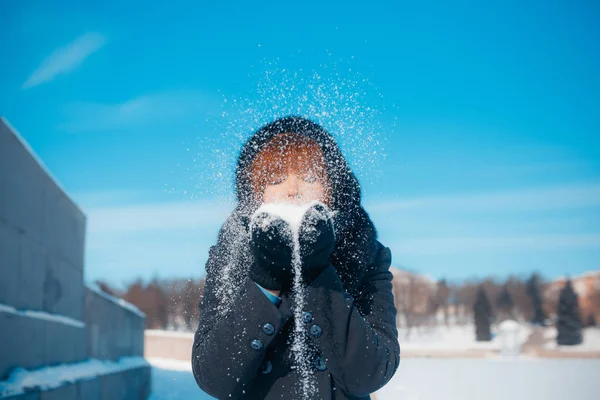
xmin=249 ymin=133 xmax=331 ymax=204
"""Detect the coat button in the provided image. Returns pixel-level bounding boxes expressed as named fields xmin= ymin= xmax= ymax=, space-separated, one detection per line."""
xmin=310 ymin=324 xmax=322 ymax=338
xmin=251 ymin=339 xmax=263 ymax=351
xmin=261 ymin=360 xmax=273 ymax=374
xmin=302 ymin=312 xmax=313 ymax=324
xmin=314 ymin=356 xmax=327 ymax=371
xmin=263 ymin=323 xmax=275 ymax=335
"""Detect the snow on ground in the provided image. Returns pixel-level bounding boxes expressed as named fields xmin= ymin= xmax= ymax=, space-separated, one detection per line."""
xmin=147 ymin=324 xmax=599 ymax=399
xmin=87 ymin=283 xmax=146 ymax=318
xmin=0 ymin=357 xmax=148 ymax=397
xmin=146 ymin=329 xmax=194 ymax=339
xmin=543 ymin=327 xmax=600 ymax=352
xmin=0 ymin=302 xmax=85 ymax=328
xmin=148 ymin=358 xmax=214 ymax=400
xmin=149 ymin=357 xmax=600 ymax=400
xmin=398 ymin=324 xmax=531 ymax=352
xmin=376 ymin=358 xmax=600 ymax=400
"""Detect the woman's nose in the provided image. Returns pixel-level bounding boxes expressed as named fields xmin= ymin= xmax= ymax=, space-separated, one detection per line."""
xmin=286 ymin=175 xmax=301 ymax=198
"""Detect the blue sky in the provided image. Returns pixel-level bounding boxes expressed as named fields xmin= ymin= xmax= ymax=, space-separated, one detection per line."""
xmin=1 ymin=0 xmax=599 ymax=286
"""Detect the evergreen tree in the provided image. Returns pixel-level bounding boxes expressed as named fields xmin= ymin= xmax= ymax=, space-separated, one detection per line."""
xmin=496 ymin=284 xmax=514 ymax=319
xmin=556 ymin=280 xmax=583 ymax=345
xmin=473 ymin=286 xmax=492 ymax=341
xmin=526 ymin=274 xmax=547 ymax=325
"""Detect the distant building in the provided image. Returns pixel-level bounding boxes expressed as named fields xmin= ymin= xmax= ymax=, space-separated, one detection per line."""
xmin=544 ymin=271 xmax=600 ymax=322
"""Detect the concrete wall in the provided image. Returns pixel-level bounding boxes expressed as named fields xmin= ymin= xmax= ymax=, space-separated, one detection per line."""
xmin=0 ymin=118 xmax=87 ymax=378
xmin=0 ymin=118 xmax=150 ymax=399
xmin=0 ymin=118 xmax=86 ymax=319
xmin=85 ymin=287 xmax=146 ymax=361
xmin=0 ymin=310 xmax=86 ymax=379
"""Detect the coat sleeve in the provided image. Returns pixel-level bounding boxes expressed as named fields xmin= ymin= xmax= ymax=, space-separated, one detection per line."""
xmin=191 ymin=245 xmax=292 ymax=398
xmin=302 ymin=243 xmax=400 ymax=397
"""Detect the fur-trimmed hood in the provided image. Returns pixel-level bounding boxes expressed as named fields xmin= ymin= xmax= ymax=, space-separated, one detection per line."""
xmin=217 ymin=116 xmax=379 ymax=293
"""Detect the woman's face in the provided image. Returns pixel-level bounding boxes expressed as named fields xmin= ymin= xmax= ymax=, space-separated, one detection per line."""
xmin=263 ymin=172 xmax=327 ymax=205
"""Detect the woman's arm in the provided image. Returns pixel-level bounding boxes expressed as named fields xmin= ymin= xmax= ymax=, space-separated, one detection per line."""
xmin=300 ymin=242 xmax=400 ymax=397
xmin=191 ymin=245 xmax=292 ymax=398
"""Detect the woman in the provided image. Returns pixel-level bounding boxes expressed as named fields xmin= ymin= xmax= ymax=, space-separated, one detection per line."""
xmin=192 ymin=116 xmax=399 ymax=399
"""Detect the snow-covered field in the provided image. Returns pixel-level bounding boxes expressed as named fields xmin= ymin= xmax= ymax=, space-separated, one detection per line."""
xmin=146 ymin=324 xmax=600 ymax=355
xmin=398 ymin=324 xmax=600 ymax=355
xmin=148 ymin=358 xmax=213 ymax=400
xmin=148 ymin=357 xmax=600 ymax=400
xmin=543 ymin=326 xmax=600 ymax=352
xmin=397 ymin=324 xmax=532 ymax=352
xmin=375 ymin=358 xmax=600 ymax=400
xmin=146 ymin=325 xmax=600 ymax=398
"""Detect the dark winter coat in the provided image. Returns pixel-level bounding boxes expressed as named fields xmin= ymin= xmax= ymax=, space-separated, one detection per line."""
xmin=192 ymin=116 xmax=400 ymax=399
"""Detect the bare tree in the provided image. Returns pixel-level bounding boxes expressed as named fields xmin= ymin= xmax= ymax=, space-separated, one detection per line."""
xmin=391 ymin=269 xmax=434 ymax=339
xmin=454 ymin=280 xmax=479 ymax=325
xmin=435 ymin=279 xmax=450 ymax=326
xmin=122 ymin=278 xmax=169 ymax=329
xmin=181 ymin=278 xmax=205 ymax=330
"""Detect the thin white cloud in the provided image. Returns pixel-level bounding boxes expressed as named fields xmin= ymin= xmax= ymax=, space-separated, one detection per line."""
xmin=80 ymin=185 xmax=600 ymax=282
xmin=86 ymin=199 xmax=234 ymax=234
xmin=392 ymin=234 xmax=600 ymax=256
xmin=23 ymin=32 xmax=107 ymax=89
xmin=86 ymin=235 xmax=207 ymax=284
xmin=83 ymin=197 xmax=234 ymax=281
xmin=367 ymin=183 xmax=600 ymax=256
xmin=367 ymin=182 xmax=600 ymax=214
xmin=72 ymin=189 xmax=153 ymax=208
xmin=62 ymin=90 xmax=221 ymax=132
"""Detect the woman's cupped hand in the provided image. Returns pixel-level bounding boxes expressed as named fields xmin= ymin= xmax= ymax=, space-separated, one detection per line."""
xmin=248 ymin=202 xmax=336 ymax=292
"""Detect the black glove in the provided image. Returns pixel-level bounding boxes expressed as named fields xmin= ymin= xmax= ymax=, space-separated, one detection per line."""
xmin=249 ymin=213 xmax=294 ymax=291
xmin=298 ymin=203 xmax=336 ymax=284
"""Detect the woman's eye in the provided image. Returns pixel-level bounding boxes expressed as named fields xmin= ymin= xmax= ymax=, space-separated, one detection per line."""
xmin=303 ymin=175 xmax=317 ymax=183
xmin=270 ymin=177 xmax=285 ymax=185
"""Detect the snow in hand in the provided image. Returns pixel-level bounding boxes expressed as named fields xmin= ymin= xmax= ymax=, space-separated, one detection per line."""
xmin=251 ymin=200 xmax=329 ymax=234
xmin=251 ymin=200 xmax=334 ymax=399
